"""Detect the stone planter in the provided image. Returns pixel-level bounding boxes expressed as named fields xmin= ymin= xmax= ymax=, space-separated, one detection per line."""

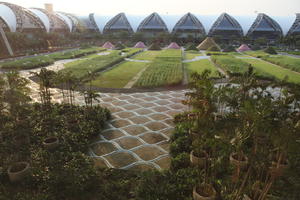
xmin=193 ymin=184 xmax=216 ymax=200
xmin=190 ymin=150 xmax=208 ymax=168
xmin=8 ymin=162 xmax=30 ymax=182
xmin=230 ymin=152 xmax=248 ymax=169
xmin=43 ymin=137 xmax=59 ymax=150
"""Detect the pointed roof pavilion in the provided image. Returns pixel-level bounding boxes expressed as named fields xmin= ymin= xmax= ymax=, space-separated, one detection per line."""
xmin=134 ymin=41 xmax=147 ymax=48
xmin=237 ymin=44 xmax=251 ymax=52
xmin=208 ymin=13 xmax=243 ymax=37
xmin=137 ymin=12 xmax=168 ymax=32
xmin=172 ymin=12 xmax=205 ymax=35
xmin=287 ymin=13 xmax=300 ymax=36
xmin=167 ymin=42 xmax=181 ymax=49
xmin=246 ymin=13 xmax=283 ymax=39
xmin=197 ymin=37 xmax=221 ymax=50
xmin=102 ymin=41 xmax=115 ymax=49
xmin=103 ymin=12 xmax=133 ymax=34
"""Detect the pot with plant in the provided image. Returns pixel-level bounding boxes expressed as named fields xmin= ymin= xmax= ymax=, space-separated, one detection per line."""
xmin=7 ymin=161 xmax=31 ymax=182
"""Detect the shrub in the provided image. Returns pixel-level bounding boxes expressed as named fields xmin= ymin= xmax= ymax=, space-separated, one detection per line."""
xmin=264 ymin=46 xmax=277 ymax=55
xmin=223 ymin=45 xmax=236 ymax=52
xmin=185 ymin=44 xmax=198 ymax=51
xmin=207 ymin=46 xmax=220 ymax=52
xmin=148 ymin=43 xmax=162 ymax=50
xmin=171 ymin=153 xmax=190 ymax=171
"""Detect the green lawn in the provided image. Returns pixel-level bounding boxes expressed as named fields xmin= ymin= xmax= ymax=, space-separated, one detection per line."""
xmin=132 ymin=50 xmax=162 ymax=60
xmin=211 ymin=55 xmax=251 ymax=75
xmin=62 ymin=51 xmax=123 ymax=79
xmin=134 ymin=49 xmax=183 ymax=88
xmin=0 ymin=47 xmax=105 ymax=70
xmin=90 ymin=61 xmax=149 ymax=88
xmin=242 ymin=59 xmax=300 ymax=83
xmin=244 ymin=51 xmax=269 ymax=57
xmin=285 ymin=51 xmax=300 ymax=56
xmin=185 ymin=59 xmax=219 ymax=80
xmin=185 ymin=51 xmax=202 ymax=60
xmin=258 ymin=55 xmax=300 ymax=73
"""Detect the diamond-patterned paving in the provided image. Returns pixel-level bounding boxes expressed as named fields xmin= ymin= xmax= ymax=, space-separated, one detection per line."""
xmin=18 ymin=66 xmax=188 ymax=170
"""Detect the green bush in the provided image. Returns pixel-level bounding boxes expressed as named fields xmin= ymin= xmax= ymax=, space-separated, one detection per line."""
xmin=264 ymin=46 xmax=277 ymax=55
xmin=148 ymin=43 xmax=162 ymax=50
xmin=171 ymin=153 xmax=190 ymax=171
xmin=185 ymin=44 xmax=198 ymax=51
xmin=207 ymin=46 xmax=220 ymax=52
xmin=0 ymin=56 xmax=54 ymax=70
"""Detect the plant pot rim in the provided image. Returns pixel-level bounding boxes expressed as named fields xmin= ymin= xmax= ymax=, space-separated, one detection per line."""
xmin=43 ymin=137 xmax=59 ymax=144
xmin=8 ymin=162 xmax=30 ymax=174
xmin=193 ymin=184 xmax=216 ymax=199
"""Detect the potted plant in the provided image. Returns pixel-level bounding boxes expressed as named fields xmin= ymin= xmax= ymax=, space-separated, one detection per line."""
xmin=7 ymin=161 xmax=31 ymax=182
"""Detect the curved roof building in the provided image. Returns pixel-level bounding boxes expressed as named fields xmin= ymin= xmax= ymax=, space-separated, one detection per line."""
xmin=208 ymin=13 xmax=243 ymax=39
xmin=29 ymin=8 xmax=70 ymax=32
xmin=137 ymin=12 xmax=168 ymax=36
xmin=287 ymin=14 xmax=300 ymax=36
xmin=103 ymin=13 xmax=133 ymax=34
xmin=247 ymin=13 xmax=283 ymax=40
xmin=0 ymin=2 xmax=46 ymax=32
xmin=172 ymin=12 xmax=205 ymax=38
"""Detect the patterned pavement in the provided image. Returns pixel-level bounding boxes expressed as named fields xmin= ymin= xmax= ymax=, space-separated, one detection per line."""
xmin=90 ymin=91 xmax=188 ymax=170
xmin=18 ymin=66 xmax=189 ymax=170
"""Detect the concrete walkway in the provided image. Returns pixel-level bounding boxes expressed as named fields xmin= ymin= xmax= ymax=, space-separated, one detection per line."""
xmin=125 ymin=58 xmax=151 ymax=63
xmin=183 ymin=55 xmax=210 ymax=63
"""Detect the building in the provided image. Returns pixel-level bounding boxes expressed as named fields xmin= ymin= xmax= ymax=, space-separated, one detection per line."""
xmin=103 ymin=13 xmax=133 ymax=35
xmin=287 ymin=14 xmax=300 ymax=36
xmin=208 ymin=13 xmax=243 ymax=40
xmin=29 ymin=8 xmax=70 ymax=33
xmin=137 ymin=12 xmax=168 ymax=37
xmin=247 ymin=13 xmax=283 ymax=41
xmin=172 ymin=12 xmax=205 ymax=38
xmin=0 ymin=2 xmax=46 ymax=33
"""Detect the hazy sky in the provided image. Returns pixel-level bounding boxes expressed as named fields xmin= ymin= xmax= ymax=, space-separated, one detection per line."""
xmin=3 ymin=0 xmax=300 ymax=16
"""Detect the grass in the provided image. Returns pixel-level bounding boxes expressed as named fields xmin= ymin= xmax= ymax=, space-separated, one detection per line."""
xmin=285 ymin=51 xmax=300 ymax=56
xmin=0 ymin=47 xmax=104 ymax=70
xmin=244 ymin=51 xmax=269 ymax=57
xmin=62 ymin=51 xmax=123 ymax=79
xmin=90 ymin=61 xmax=149 ymax=88
xmin=48 ymin=47 xmax=105 ymax=60
xmin=132 ymin=51 xmax=162 ymax=61
xmin=211 ymin=55 xmax=251 ymax=75
xmin=0 ymin=56 xmax=54 ymax=70
xmin=134 ymin=49 xmax=183 ymax=88
xmin=242 ymin=59 xmax=300 ymax=84
xmin=184 ymin=51 xmax=202 ymax=60
xmin=258 ymin=55 xmax=300 ymax=73
xmin=185 ymin=59 xmax=220 ymax=80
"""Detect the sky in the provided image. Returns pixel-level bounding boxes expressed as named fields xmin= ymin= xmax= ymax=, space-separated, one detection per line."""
xmin=3 ymin=0 xmax=300 ymax=16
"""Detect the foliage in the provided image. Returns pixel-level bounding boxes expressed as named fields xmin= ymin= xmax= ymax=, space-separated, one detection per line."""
xmin=148 ymin=43 xmax=162 ymax=50
xmin=134 ymin=49 xmax=183 ymax=88
xmin=264 ymin=46 xmax=277 ymax=55
xmin=135 ymin=169 xmax=197 ymax=200
xmin=172 ymin=69 xmax=300 ymax=199
xmin=207 ymin=46 xmax=220 ymax=52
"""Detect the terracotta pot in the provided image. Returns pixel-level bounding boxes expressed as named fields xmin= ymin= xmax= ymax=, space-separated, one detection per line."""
xmin=230 ymin=152 xmax=248 ymax=169
xmin=193 ymin=184 xmax=216 ymax=200
xmin=190 ymin=150 xmax=208 ymax=168
xmin=269 ymin=160 xmax=288 ymax=177
xmin=8 ymin=162 xmax=31 ymax=182
xmin=43 ymin=137 xmax=59 ymax=150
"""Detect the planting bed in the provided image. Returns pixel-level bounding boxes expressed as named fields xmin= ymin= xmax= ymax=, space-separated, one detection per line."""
xmin=134 ymin=49 xmax=183 ymax=88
